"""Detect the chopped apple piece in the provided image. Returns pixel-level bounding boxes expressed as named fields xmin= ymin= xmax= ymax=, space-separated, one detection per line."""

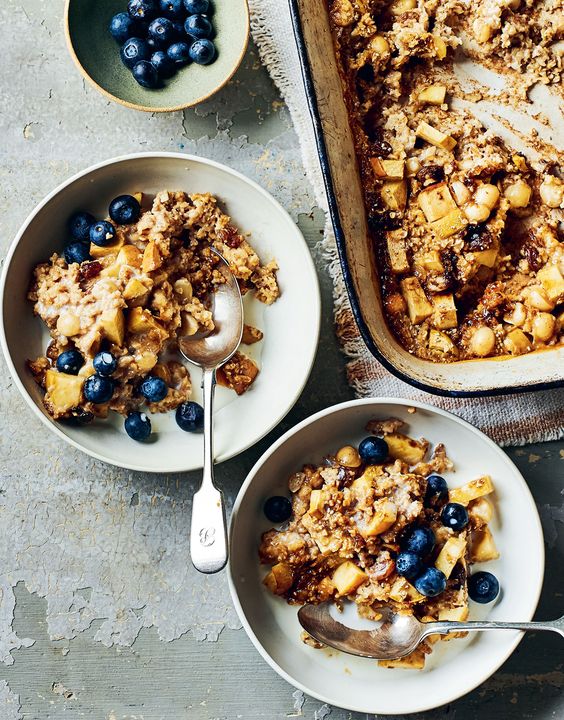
xmin=537 ymin=265 xmax=564 ymax=303
xmin=429 ymin=329 xmax=456 ymax=354
xmin=439 ymin=606 xmax=469 ymax=623
xmin=471 ymin=527 xmax=500 ymax=562
xmin=419 ymin=250 xmax=443 ymax=272
xmin=263 ymin=562 xmax=294 ymax=595
xmin=381 ymin=180 xmax=407 ymax=211
xmin=449 ymin=475 xmax=494 ymax=506
xmin=400 ymin=277 xmax=433 ymax=324
xmin=432 ymin=293 xmax=457 ymax=330
xmin=100 ymin=308 xmax=125 ymax=346
xmin=385 ymin=432 xmax=429 ymax=465
xmin=512 ymin=154 xmax=528 ymax=172
xmin=416 ymin=121 xmax=456 ymax=150
xmin=332 ymin=561 xmax=368 ymax=596
xmin=468 ymin=497 xmax=494 ymax=525
xmin=135 ymin=352 xmax=159 ymax=373
xmin=379 ymin=649 xmax=426 ymax=669
xmin=309 ymin=489 xmax=326 ymax=518
xmin=371 ymin=158 xmax=405 ymax=179
xmin=386 ymin=233 xmax=410 ymax=274
xmin=504 ymin=328 xmax=531 ymax=355
xmin=432 ymin=34 xmax=447 ymax=59
xmin=431 ymin=208 xmax=467 ymax=238
xmin=435 ymin=536 xmax=466 ymax=578
xmin=390 ymin=0 xmax=416 ymax=13
xmin=116 ymin=245 xmax=143 ymax=268
xmin=418 ymin=84 xmax=446 ymax=105
xmin=123 ymin=279 xmax=150 ymax=306
xmin=389 ymin=577 xmax=425 ymax=603
xmin=472 ymin=247 xmax=498 ymax=268
xmin=127 ymin=307 xmax=166 ymax=337
xmin=418 ymin=183 xmax=457 ymax=222
xmin=141 ymin=241 xmax=162 ymax=274
xmin=45 ymin=370 xmax=84 ymax=414
xmin=360 ymin=500 xmax=397 ymax=537
xmin=133 ymin=192 xmax=143 ymax=204
xmin=89 ymin=235 xmax=125 ymax=258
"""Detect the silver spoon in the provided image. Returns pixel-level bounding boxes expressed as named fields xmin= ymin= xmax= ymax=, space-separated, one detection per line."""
xmin=298 ymin=603 xmax=564 ymax=660
xmin=179 ymin=249 xmax=243 ymax=574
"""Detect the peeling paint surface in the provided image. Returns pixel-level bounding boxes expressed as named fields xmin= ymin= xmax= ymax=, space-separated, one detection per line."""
xmin=0 ymin=1 xmax=563 ymax=719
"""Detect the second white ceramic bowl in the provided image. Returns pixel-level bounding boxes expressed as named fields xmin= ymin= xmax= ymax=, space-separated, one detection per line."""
xmin=0 ymin=153 xmax=321 ymax=472
xmin=228 ymin=398 xmax=544 ymax=714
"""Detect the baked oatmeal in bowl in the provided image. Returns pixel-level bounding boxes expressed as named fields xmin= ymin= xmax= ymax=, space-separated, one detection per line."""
xmin=228 ymin=399 xmax=543 ymax=713
xmin=0 ymin=153 xmax=321 ymax=471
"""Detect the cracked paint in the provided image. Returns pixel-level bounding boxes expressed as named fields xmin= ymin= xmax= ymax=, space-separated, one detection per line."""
xmin=0 ymin=682 xmax=21 ymax=720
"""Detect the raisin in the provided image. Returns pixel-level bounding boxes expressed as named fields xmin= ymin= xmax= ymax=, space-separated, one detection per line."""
xmin=217 ymin=224 xmax=242 ymax=249
xmin=356 ymin=62 xmax=375 ymax=83
xmin=78 ymin=261 xmax=102 ymax=283
xmin=521 ymin=232 xmax=543 ymax=272
xmin=464 ymin=223 xmax=494 ymax=251
xmin=440 ymin=249 xmax=459 ymax=290
xmin=416 ymin=164 xmax=445 ymax=186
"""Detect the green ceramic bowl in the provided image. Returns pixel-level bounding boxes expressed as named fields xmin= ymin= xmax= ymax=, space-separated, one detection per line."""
xmin=64 ymin=0 xmax=249 ymax=112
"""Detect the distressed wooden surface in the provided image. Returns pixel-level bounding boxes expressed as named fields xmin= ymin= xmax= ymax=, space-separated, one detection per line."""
xmin=0 ymin=1 xmax=563 ymax=718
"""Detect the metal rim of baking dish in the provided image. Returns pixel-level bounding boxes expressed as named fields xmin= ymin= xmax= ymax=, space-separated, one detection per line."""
xmin=287 ymin=0 xmax=563 ymax=399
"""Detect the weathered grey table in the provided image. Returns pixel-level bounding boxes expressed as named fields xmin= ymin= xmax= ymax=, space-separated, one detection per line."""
xmin=0 ymin=3 xmax=562 ymax=718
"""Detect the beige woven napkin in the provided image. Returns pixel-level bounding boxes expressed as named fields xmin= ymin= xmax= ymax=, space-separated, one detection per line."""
xmin=249 ymin=0 xmax=564 ymax=446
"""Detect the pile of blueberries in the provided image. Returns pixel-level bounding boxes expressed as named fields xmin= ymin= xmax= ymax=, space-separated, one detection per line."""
xmin=263 ymin=435 xmax=500 ymax=605
xmin=57 ymin=346 xmax=205 ymax=441
xmin=109 ymin=0 xmax=217 ymax=89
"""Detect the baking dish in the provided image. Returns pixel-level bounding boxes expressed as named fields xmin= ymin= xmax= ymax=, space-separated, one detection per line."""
xmin=288 ymin=0 xmax=563 ymax=397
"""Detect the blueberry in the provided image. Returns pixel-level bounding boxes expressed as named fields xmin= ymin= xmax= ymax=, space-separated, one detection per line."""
xmin=83 ymin=375 xmax=114 ymax=404
xmin=125 ymin=411 xmax=152 ymax=441
xmin=183 ymin=0 xmax=209 ymax=13
xmin=128 ymin=0 xmax=159 ymax=20
xmin=140 ymin=376 xmax=168 ymax=402
xmin=109 ymin=12 xmax=138 ymax=43
xmin=468 ymin=571 xmax=500 ymax=604
xmin=188 ymin=38 xmax=216 ymax=65
xmin=395 ymin=551 xmax=423 ymax=581
xmin=56 ymin=350 xmax=84 ymax=375
xmin=64 ymin=241 xmax=91 ymax=265
xmin=120 ymin=37 xmax=151 ymax=68
xmin=108 ymin=194 xmax=141 ymax=225
xmin=172 ymin=21 xmax=186 ymax=38
xmin=69 ymin=211 xmax=95 ymax=242
xmin=132 ymin=60 xmax=159 ymax=88
xmin=402 ymin=526 xmax=435 ymax=557
xmin=159 ymin=0 xmax=186 ymax=19
xmin=441 ymin=502 xmax=469 ymax=531
xmin=264 ymin=496 xmax=292 ymax=523
xmin=424 ymin=474 xmax=449 ymax=507
xmin=184 ymin=13 xmax=212 ymax=39
xmin=176 ymin=401 xmax=204 ymax=431
xmin=167 ymin=41 xmax=191 ymax=65
xmin=358 ymin=436 xmax=388 ymax=464
xmin=151 ymin=50 xmax=176 ymax=77
xmin=93 ymin=351 xmax=118 ymax=377
xmin=89 ymin=220 xmax=116 ymax=246
xmin=148 ymin=16 xmax=176 ymax=44
xmin=414 ymin=567 xmax=447 ymax=598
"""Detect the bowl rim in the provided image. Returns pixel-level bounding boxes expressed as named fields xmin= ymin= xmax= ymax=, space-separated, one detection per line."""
xmin=63 ymin=0 xmax=250 ymax=113
xmin=0 ymin=151 xmax=321 ymax=473
xmin=287 ymin=0 xmax=564 ymax=399
xmin=227 ymin=396 xmax=545 ymax=714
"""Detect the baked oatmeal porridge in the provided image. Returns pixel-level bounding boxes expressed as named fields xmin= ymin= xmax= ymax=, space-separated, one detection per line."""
xmin=27 ymin=190 xmax=279 ymax=439
xmin=327 ymin=0 xmax=564 ymax=361
xmin=260 ymin=415 xmax=500 ymax=668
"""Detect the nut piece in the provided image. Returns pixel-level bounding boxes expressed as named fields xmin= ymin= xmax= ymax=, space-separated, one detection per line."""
xmin=406 ymin=157 xmax=421 ymax=176
xmin=503 ymin=328 xmax=531 ymax=355
xmin=469 ymin=326 xmax=496 ymax=357
xmin=381 ymin=180 xmax=407 ymax=211
xmin=539 ymin=176 xmax=564 ymax=208
xmin=56 ymin=311 xmax=81 ymax=337
xmin=336 ymin=445 xmax=362 ymax=468
xmin=371 ymin=35 xmax=390 ymax=56
xmin=450 ymin=180 xmax=471 ymax=206
xmin=537 ymin=265 xmax=564 ymax=303
xmin=532 ymin=312 xmax=556 ymax=342
xmin=504 ymin=179 xmax=532 ymax=209
xmin=418 ymin=84 xmax=447 ymax=105
xmin=474 ymin=184 xmax=500 ymax=210
xmin=429 ymin=329 xmax=457 ymax=354
xmin=390 ymin=0 xmax=416 ymax=13
xmin=431 ymin=208 xmax=467 ymax=238
xmin=432 ymin=293 xmax=458 ymax=329
xmin=418 ymin=182 xmax=457 ymax=222
xmin=464 ymin=203 xmax=491 ymax=223
xmin=400 ymin=277 xmax=433 ymax=324
xmin=416 ymin=121 xmax=456 ymax=151
xmin=522 ymin=286 xmax=554 ymax=311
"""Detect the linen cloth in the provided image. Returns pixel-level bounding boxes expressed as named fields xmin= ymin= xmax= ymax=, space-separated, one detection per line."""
xmin=248 ymin=0 xmax=563 ymax=446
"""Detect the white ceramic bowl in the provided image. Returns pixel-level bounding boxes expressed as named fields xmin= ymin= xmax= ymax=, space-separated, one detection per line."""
xmin=0 ymin=153 xmax=320 ymax=473
xmin=228 ymin=398 xmax=544 ymax=715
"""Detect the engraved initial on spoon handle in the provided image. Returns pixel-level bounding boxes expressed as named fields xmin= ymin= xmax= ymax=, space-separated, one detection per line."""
xmin=421 ymin=616 xmax=564 ymax=641
xmin=189 ymin=367 xmax=227 ymax=574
